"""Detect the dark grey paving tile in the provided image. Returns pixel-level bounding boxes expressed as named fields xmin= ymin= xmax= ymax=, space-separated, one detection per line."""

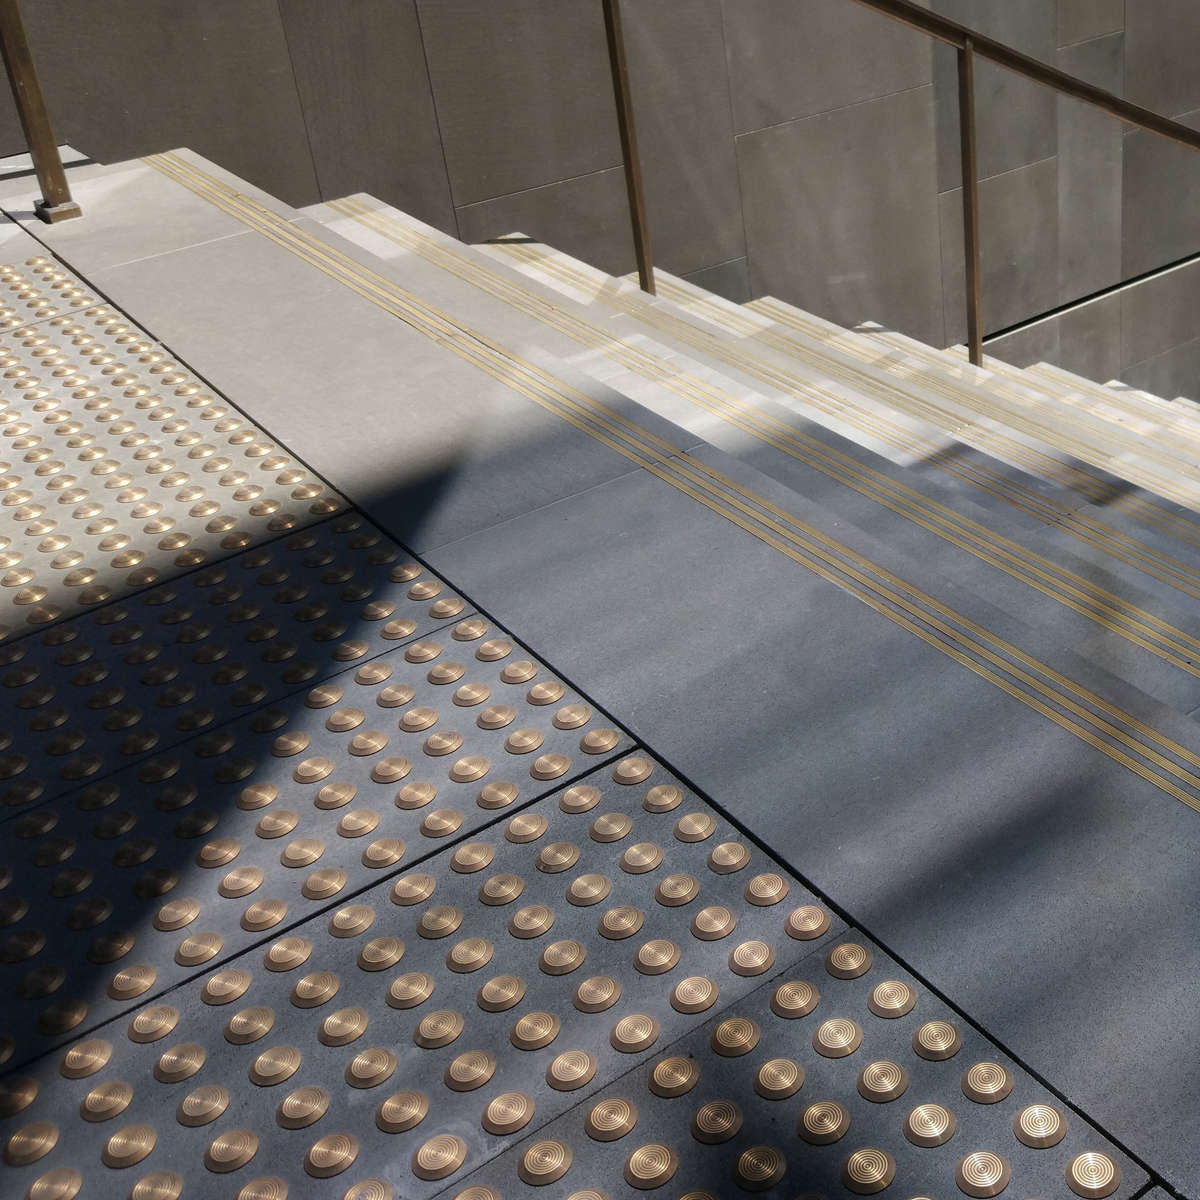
xmin=0 ymin=614 xmax=626 ymax=1063
xmin=1057 ymin=0 xmax=1125 ymax=46
xmin=457 ymin=167 xmax=635 ymax=278
xmin=279 ymin=0 xmax=456 ymax=236
xmin=940 ymin=157 xmax=1060 ymax=343
xmin=0 ymin=755 xmax=835 ymax=1197
xmin=1124 ymin=0 xmax=1200 ymax=119
xmin=720 ymin=0 xmax=931 ymax=134
xmin=682 ymin=257 xmax=752 ymax=304
xmin=1121 ymin=108 xmax=1200 ymax=277
xmin=623 ymin=0 xmax=746 ymax=277
xmin=738 ymin=86 xmax=944 ymax=347
xmin=454 ymin=937 xmax=1145 ymax=1200
xmin=932 ymin=0 xmax=1057 ymax=190
xmin=417 ymin=0 xmax=619 ymax=208
xmin=425 ymin=456 xmax=1200 ymax=1191
xmin=7 ymin=0 xmax=319 ymax=207
xmin=1120 ymin=257 xmax=1200 ymax=369
xmin=1121 ymin=334 xmax=1200 ymax=403
xmin=1057 ymin=35 xmax=1125 ymax=302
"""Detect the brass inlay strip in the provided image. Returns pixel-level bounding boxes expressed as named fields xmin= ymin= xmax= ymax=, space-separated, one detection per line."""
xmin=144 ymin=152 xmax=1200 ymax=816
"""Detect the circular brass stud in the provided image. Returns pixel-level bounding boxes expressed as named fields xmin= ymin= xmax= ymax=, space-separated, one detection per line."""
xmin=476 ymin=705 xmax=515 ymax=731
xmin=648 ymin=1055 xmax=698 ymax=1098
xmin=692 ymin=1099 xmax=742 ymax=1143
xmin=1066 ymin=1153 xmax=1121 ymax=1199
xmin=535 ymin=841 xmax=579 ymax=872
xmin=754 ymin=1058 xmax=804 ymax=1101
xmin=961 ymin=1062 xmax=1013 ymax=1104
xmin=418 ymin=905 xmax=462 ymax=938
xmin=4 ymin=1122 xmax=58 ymax=1166
xmin=708 ymin=842 xmax=749 ymax=873
xmin=712 ymin=1015 xmax=760 ymax=1056
xmin=1014 ymin=1103 xmax=1066 ymax=1148
xmin=530 ymin=753 xmax=569 ymax=780
xmin=242 ymin=899 xmax=287 ymax=932
xmin=913 ymin=1020 xmax=962 ymax=1061
xmin=345 ymin=1047 xmax=397 ymax=1089
xmin=225 ymin=1007 xmax=275 ymax=1045
xmin=643 ymin=784 xmax=682 ymax=812
xmin=813 ymin=1017 xmax=862 ymax=1057
xmin=735 ymin=1147 xmax=789 ymax=1195
xmin=479 ymin=873 xmax=524 ymax=905
xmin=655 ymin=873 xmax=699 ymax=906
xmin=588 ymin=1097 xmax=637 ymax=1141
xmin=574 ymin=975 xmax=621 ymax=1013
xmin=391 ymin=873 xmax=435 ymax=905
xmin=306 ymin=1133 xmax=359 ymax=1179
xmin=371 ymin=758 xmax=411 ymax=785
xmin=376 ymin=1091 xmax=428 ymax=1133
xmin=506 ymin=812 xmax=547 ymax=843
xmin=130 ymin=1172 xmax=185 ymax=1200
xmin=306 ymin=868 xmax=349 ymax=900
xmin=388 ymin=972 xmax=435 ymax=1009
xmin=128 ymin=1006 xmax=178 ymax=1043
xmin=691 ymin=905 xmax=736 ymax=940
xmin=785 ymin=904 xmax=830 ymax=940
xmin=620 ymin=842 xmax=662 ymax=874
xmin=315 ymin=782 xmax=356 ymax=810
xmin=590 ymin=812 xmax=632 ymax=842
xmin=744 ymin=872 xmax=788 ymax=905
xmin=277 ymin=1086 xmax=329 ymax=1130
xmin=771 ymin=979 xmax=819 ymax=1018
xmin=905 ymin=1102 xmax=957 ymax=1147
xmin=415 ymin=1009 xmax=464 ymax=1049
xmin=102 ymin=1124 xmax=156 ymax=1168
xmin=868 ymin=980 xmax=915 ymax=1018
xmin=154 ymin=897 xmax=199 ymax=931
xmin=567 ymin=873 xmax=610 ymax=906
xmin=826 ymin=942 xmax=872 ymax=979
xmin=250 ymin=1045 xmax=301 ymax=1086
xmin=477 ymin=781 xmax=518 ymax=809
xmin=264 ymin=937 xmax=311 ymax=971
xmin=518 ymin=1139 xmax=572 ymax=1186
xmin=451 ymin=842 xmax=494 ymax=873
xmin=219 ymin=866 xmax=263 ymax=898
xmin=482 ymin=1091 xmax=535 ymax=1136
xmin=318 ymin=1007 xmax=369 ymax=1047
xmin=504 ymin=728 xmax=543 ymax=755
xmin=611 ymin=1013 xmax=659 ymax=1053
xmin=553 ymin=705 xmax=592 ymax=731
xmin=598 ymin=905 xmax=643 ymax=939
xmin=674 ymin=812 xmax=715 ymax=842
xmin=445 ymin=1050 xmax=495 ymax=1092
xmin=329 ymin=904 xmax=374 ymax=937
xmin=24 ymin=1166 xmax=82 ymax=1199
xmin=511 ymin=1010 xmax=560 ymax=1050
xmin=478 ymin=974 xmax=525 ymax=1012
xmin=154 ymin=1041 xmax=206 ymax=1082
xmin=178 ymin=1084 xmax=230 ymax=1127
xmin=842 ymin=1148 xmax=895 ymax=1195
xmin=541 ymin=938 xmax=586 ymax=975
xmin=447 ymin=937 xmax=493 ymax=973
xmin=412 ymin=1135 xmax=466 ymax=1182
xmin=956 ymin=1152 xmax=1011 ymax=1198
xmin=0 ymin=1076 xmax=36 ymax=1117
xmin=80 ymin=1080 xmax=133 ymax=1122
xmin=623 ymin=1144 xmax=676 ymax=1190
xmin=547 ymin=1050 xmax=597 ymax=1092
xmin=634 ymin=938 xmax=680 ymax=975
xmin=294 ymin=756 xmax=334 ymax=784
xmin=728 ymin=939 xmax=775 ymax=976
xmin=857 ymin=1061 xmax=909 ymax=1103
xmin=109 ymin=964 xmax=157 ymax=1000
xmin=509 ymin=903 xmax=554 ymax=938
xmin=671 ymin=975 xmax=718 ymax=1014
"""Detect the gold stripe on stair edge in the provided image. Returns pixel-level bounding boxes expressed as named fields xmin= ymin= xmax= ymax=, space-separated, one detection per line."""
xmin=326 ymin=195 xmax=1200 ymax=687
xmin=143 ymin=150 xmax=1200 ymax=816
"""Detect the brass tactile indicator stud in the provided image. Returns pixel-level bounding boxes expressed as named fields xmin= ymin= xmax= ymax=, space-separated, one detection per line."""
xmin=711 ymin=1015 xmax=759 ymax=1056
xmin=611 ymin=1013 xmax=659 ymax=1052
xmin=813 ymin=1016 xmax=862 ymax=1057
xmin=961 ymin=1061 xmax=1014 ymax=1104
xmin=735 ymin=1145 xmax=787 ymax=1192
xmin=856 ymin=1060 xmax=908 ymax=1102
xmin=868 ymin=979 xmax=915 ymax=1017
xmin=771 ymin=978 xmax=819 ymax=1018
xmin=691 ymin=1098 xmax=743 ymax=1143
xmin=1013 ymin=1103 xmax=1066 ymax=1147
xmin=913 ymin=1019 xmax=963 ymax=1060
xmin=956 ymin=1151 xmax=1011 ymax=1197
xmin=905 ymin=1102 xmax=957 ymax=1147
xmin=412 ymin=1134 xmax=466 ymax=1181
xmin=754 ymin=1056 xmax=804 ymax=1100
xmin=826 ymin=941 xmax=872 ymax=978
xmin=586 ymin=1097 xmax=638 ymax=1141
xmin=1066 ymin=1153 xmax=1121 ymax=1198
xmin=649 ymin=1054 xmax=700 ymax=1098
xmin=843 ymin=1147 xmax=896 ymax=1194
xmin=518 ymin=1139 xmax=572 ymax=1185
xmin=624 ymin=1144 xmax=678 ymax=1190
xmin=482 ymin=1091 xmax=535 ymax=1135
xmin=798 ymin=1100 xmax=851 ymax=1145
xmin=547 ymin=1050 xmax=597 ymax=1092
xmin=376 ymin=1090 xmax=428 ymax=1133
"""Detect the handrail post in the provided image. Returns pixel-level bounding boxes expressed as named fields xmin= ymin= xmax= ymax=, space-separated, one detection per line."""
xmin=957 ymin=38 xmax=983 ymax=365
xmin=0 ymin=0 xmax=79 ymax=223
xmin=601 ymin=0 xmax=655 ymax=294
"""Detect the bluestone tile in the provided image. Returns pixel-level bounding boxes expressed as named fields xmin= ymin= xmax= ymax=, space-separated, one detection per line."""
xmin=1057 ymin=0 xmax=1125 ymax=46
xmin=682 ymin=257 xmax=753 ymax=304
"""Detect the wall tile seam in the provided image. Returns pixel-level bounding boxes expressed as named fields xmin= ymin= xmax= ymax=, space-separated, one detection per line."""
xmin=714 ymin=0 xmax=755 ymax=284
xmin=1056 ymin=28 xmax=1126 ymax=51
xmin=453 ymin=161 xmax=625 ymax=214
xmin=411 ymin=0 xmax=464 ymax=238
xmin=272 ymin=0 xmax=323 ymax=205
xmin=936 ymin=149 xmax=1061 ymax=197
xmin=729 ymin=79 xmax=934 ymax=142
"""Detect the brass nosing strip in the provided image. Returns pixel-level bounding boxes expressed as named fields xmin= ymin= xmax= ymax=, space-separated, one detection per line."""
xmin=143 ymin=151 xmax=1200 ymax=816
xmin=500 ymin=240 xmax=1200 ymax=591
xmin=326 ymin=196 xmax=1200 ymax=683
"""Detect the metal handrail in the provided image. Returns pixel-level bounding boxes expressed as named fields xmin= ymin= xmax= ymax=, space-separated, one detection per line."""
xmin=604 ymin=0 xmax=1200 ymax=365
xmin=0 ymin=0 xmax=79 ymax=223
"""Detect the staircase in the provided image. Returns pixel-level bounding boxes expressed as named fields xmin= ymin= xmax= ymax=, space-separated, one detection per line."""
xmin=0 ymin=148 xmax=1195 ymax=1200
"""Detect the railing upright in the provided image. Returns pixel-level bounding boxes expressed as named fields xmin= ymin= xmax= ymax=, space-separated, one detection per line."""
xmin=0 ymin=0 xmax=79 ymax=222
xmin=601 ymin=0 xmax=655 ymax=294
xmin=957 ymin=40 xmax=983 ymax=367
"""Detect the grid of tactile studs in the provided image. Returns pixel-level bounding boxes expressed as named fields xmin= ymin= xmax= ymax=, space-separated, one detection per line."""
xmin=0 ymin=628 xmax=628 ymax=1060
xmin=0 ymin=252 xmax=100 ymax=333
xmin=0 ymin=294 xmax=345 ymax=633
xmin=0 ymin=757 xmax=837 ymax=1200
xmin=0 ymin=511 xmax=479 ymax=810
xmin=448 ymin=936 xmax=1142 ymax=1200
